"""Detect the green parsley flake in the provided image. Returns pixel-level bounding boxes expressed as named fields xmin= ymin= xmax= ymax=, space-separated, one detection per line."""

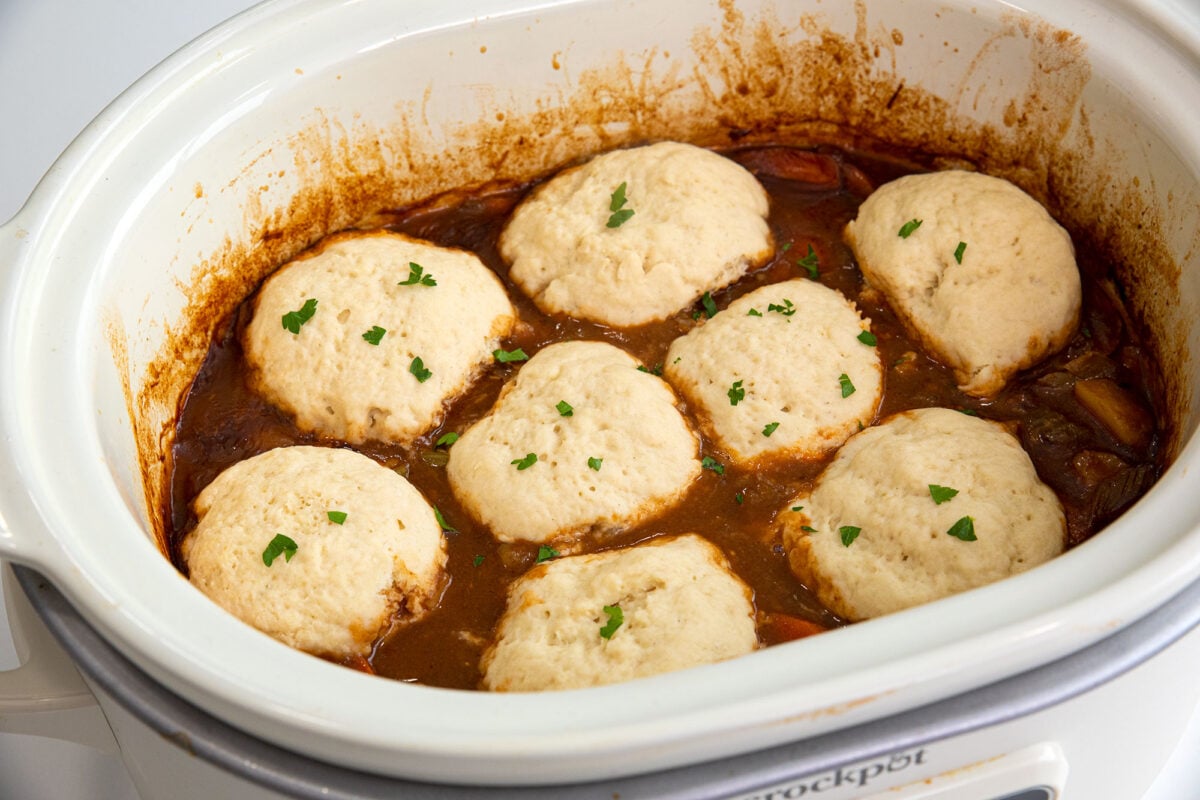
xmin=556 ymin=400 xmax=575 ymax=417
xmin=954 ymin=241 xmax=968 ymax=264
xmin=797 ymin=244 xmax=820 ymax=279
xmin=409 ymin=356 xmax=432 ymax=383
xmin=929 ymin=484 xmax=959 ymax=505
xmin=435 ymin=431 xmax=459 ymax=447
xmin=747 ymin=308 xmax=763 ymax=317
xmin=838 ymin=373 xmax=856 ymax=398
xmin=599 ymin=604 xmax=624 ymax=639
xmin=768 ymin=299 xmax=797 ymax=317
xmin=762 ymin=421 xmax=780 ymax=437
xmin=493 ymin=348 xmax=529 ymax=363
xmin=262 ymin=534 xmax=298 ymax=566
xmin=857 ymin=330 xmax=877 ymax=346
xmin=735 ymin=492 xmax=745 ymax=505
xmin=701 ymin=292 xmax=718 ymax=319
xmin=281 ymin=298 xmax=318 ymax=334
xmin=780 ymin=242 xmax=793 ymax=253
xmin=587 ymin=456 xmax=603 ymax=471
xmin=536 ymin=545 xmax=560 ymax=563
xmin=636 ymin=363 xmax=663 ymax=376
xmin=472 ymin=554 xmax=485 ymax=567
xmin=511 ymin=452 xmax=538 ymax=470
xmin=606 ymin=182 xmax=635 ymax=228
xmin=840 ymin=525 xmax=862 ymax=546
xmin=361 ymin=325 xmax=386 ymax=346
xmin=398 ymin=262 xmax=437 ymax=286
xmin=326 ymin=510 xmax=347 ymax=525
xmin=728 ymin=379 xmax=746 ymax=406
xmin=898 ymin=218 xmax=923 ymax=238
xmin=947 ymin=516 xmax=977 ymax=541
xmin=433 ymin=506 xmax=456 ymax=533
xmin=791 ymin=505 xmax=804 ymax=512
xmin=701 ymin=456 xmax=725 ymax=475
xmin=801 ymin=525 xmax=818 ymax=533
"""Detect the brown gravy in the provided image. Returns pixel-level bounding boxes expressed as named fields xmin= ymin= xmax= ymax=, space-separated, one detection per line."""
xmin=168 ymin=144 xmax=1166 ymax=689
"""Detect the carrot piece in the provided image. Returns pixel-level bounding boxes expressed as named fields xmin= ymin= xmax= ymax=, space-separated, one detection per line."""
xmin=761 ymin=612 xmax=828 ymax=643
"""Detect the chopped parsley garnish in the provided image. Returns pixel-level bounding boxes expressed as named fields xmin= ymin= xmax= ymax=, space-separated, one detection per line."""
xmin=762 ymin=421 xmax=780 ymax=437
xmin=791 ymin=505 xmax=804 ymax=512
xmin=857 ymin=330 xmax=877 ymax=346
xmin=780 ymin=242 xmax=793 ymax=253
xmin=472 ymin=554 xmax=485 ymax=567
xmin=409 ymin=356 xmax=432 ymax=383
xmin=262 ymin=534 xmax=298 ymax=566
xmin=435 ymin=431 xmax=459 ymax=447
xmin=398 ymin=262 xmax=437 ymax=286
xmin=727 ymin=379 xmax=746 ymax=406
xmin=954 ymin=241 xmax=967 ymax=264
xmin=556 ymin=400 xmax=574 ymax=417
xmin=511 ymin=452 xmax=538 ymax=470
xmin=326 ymin=510 xmax=347 ymax=525
xmin=493 ymin=348 xmax=529 ymax=363
xmin=747 ymin=308 xmax=763 ymax=317
xmin=839 ymin=525 xmax=861 ymax=547
xmin=636 ymin=363 xmax=663 ymax=376
xmin=701 ymin=456 xmax=725 ymax=475
xmin=536 ymin=545 xmax=560 ymax=563
xmin=898 ymin=218 xmax=923 ymax=238
xmin=433 ymin=506 xmax=456 ymax=533
xmin=281 ymin=298 xmax=318 ymax=334
xmin=768 ymin=299 xmax=797 ymax=317
xmin=735 ymin=492 xmax=745 ymax=505
xmin=587 ymin=456 xmax=603 ymax=471
xmin=361 ymin=325 xmax=386 ymax=345
xmin=599 ymin=604 xmax=624 ymax=639
xmin=957 ymin=408 xmax=980 ymax=416
xmin=801 ymin=525 xmax=818 ymax=533
xmin=797 ymin=245 xmax=820 ymax=279
xmin=929 ymin=484 xmax=959 ymax=505
xmin=947 ymin=516 xmax=977 ymax=541
xmin=701 ymin=292 xmax=718 ymax=319
xmin=838 ymin=373 xmax=856 ymax=397
xmin=606 ymin=182 xmax=635 ymax=228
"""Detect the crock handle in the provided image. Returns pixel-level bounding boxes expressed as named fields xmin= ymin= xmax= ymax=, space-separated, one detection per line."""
xmin=0 ymin=215 xmax=52 ymax=567
xmin=0 ymin=562 xmax=119 ymax=754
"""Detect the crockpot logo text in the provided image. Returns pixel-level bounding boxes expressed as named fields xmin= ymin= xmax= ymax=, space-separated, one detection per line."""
xmin=739 ymin=748 xmax=929 ymax=799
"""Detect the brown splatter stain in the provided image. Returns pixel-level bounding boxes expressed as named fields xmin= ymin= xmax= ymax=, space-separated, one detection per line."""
xmin=130 ymin=0 xmax=1190 ymax=551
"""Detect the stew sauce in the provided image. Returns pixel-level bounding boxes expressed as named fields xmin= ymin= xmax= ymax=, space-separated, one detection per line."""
xmin=168 ymin=144 xmax=1166 ymax=689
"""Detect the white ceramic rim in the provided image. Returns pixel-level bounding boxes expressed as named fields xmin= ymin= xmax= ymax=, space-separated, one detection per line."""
xmin=2 ymin=0 xmax=1200 ymax=784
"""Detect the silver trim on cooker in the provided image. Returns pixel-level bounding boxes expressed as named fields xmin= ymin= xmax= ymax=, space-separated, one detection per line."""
xmin=14 ymin=563 xmax=1200 ymax=799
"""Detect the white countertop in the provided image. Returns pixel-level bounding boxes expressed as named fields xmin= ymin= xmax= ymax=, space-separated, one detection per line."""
xmin=2 ymin=1 xmax=1200 ymax=798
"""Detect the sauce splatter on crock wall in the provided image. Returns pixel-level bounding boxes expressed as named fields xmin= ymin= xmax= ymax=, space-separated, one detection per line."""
xmin=125 ymin=0 xmax=1193 ymax=553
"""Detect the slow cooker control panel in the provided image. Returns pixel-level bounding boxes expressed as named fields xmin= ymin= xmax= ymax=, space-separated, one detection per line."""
xmin=731 ymin=743 xmax=1068 ymax=800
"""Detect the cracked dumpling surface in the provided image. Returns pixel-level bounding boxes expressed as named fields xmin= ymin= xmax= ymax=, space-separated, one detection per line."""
xmin=181 ymin=446 xmax=448 ymax=658
xmin=446 ymin=340 xmax=701 ymax=545
xmin=499 ymin=141 xmax=773 ymax=326
xmin=780 ymin=407 xmax=1065 ymax=621
xmin=244 ymin=230 xmax=516 ymax=445
xmin=844 ymin=170 xmax=1080 ymax=396
xmin=480 ymin=534 xmax=758 ymax=691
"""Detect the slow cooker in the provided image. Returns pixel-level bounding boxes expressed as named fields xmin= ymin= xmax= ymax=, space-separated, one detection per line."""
xmin=3 ymin=0 xmax=1200 ymax=798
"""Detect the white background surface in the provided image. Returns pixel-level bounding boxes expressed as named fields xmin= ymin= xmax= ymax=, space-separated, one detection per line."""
xmin=1 ymin=1 xmax=1200 ymax=798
